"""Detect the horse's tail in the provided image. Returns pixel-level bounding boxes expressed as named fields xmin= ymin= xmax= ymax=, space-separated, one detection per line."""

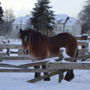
xmin=74 ymin=47 xmax=78 ymax=57
xmin=75 ymin=48 xmax=78 ymax=58
xmin=73 ymin=48 xmax=78 ymax=62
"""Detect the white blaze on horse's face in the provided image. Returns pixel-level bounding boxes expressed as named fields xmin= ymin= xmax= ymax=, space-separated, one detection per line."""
xmin=19 ymin=29 xmax=28 ymax=48
xmin=25 ymin=35 xmax=28 ymax=43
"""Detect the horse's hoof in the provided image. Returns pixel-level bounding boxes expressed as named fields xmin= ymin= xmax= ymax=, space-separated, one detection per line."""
xmin=44 ymin=78 xmax=50 ymax=81
xmin=64 ymin=71 xmax=74 ymax=81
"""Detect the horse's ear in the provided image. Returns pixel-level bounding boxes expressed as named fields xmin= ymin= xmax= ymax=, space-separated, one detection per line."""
xmin=20 ymin=28 xmax=22 ymax=33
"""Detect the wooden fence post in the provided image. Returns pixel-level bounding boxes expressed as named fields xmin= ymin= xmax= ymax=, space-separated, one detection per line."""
xmin=18 ymin=49 xmax=24 ymax=55
xmin=58 ymin=48 xmax=65 ymax=82
xmin=81 ymin=34 xmax=88 ymax=61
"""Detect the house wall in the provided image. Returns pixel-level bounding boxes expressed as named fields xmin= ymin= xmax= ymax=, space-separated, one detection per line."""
xmin=54 ymin=20 xmax=81 ymax=36
xmin=11 ymin=24 xmax=29 ymax=38
xmin=12 ymin=24 xmax=21 ymax=31
xmin=72 ymin=21 xmax=81 ymax=36
xmin=54 ymin=23 xmax=64 ymax=34
xmin=65 ymin=26 xmax=73 ymax=34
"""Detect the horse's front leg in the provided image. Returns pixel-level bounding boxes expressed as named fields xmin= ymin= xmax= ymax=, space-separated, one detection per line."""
xmin=34 ymin=66 xmax=41 ymax=78
xmin=42 ymin=65 xmax=50 ymax=81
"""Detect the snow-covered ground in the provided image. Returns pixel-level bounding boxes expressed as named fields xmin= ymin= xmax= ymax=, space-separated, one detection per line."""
xmin=0 ymin=59 xmax=90 ymax=90
xmin=0 ymin=39 xmax=90 ymax=90
xmin=0 ymin=69 xmax=90 ymax=90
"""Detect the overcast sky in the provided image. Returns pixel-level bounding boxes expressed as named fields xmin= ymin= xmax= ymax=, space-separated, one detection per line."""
xmin=0 ymin=0 xmax=86 ymax=18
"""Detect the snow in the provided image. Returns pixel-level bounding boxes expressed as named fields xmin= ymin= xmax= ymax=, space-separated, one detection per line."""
xmin=0 ymin=59 xmax=90 ymax=90
xmin=0 ymin=70 xmax=90 ymax=90
xmin=55 ymin=14 xmax=68 ymax=23
xmin=60 ymin=47 xmax=70 ymax=58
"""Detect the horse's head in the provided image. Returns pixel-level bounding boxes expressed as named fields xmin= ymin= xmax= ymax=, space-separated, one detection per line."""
xmin=19 ymin=28 xmax=32 ymax=48
xmin=19 ymin=28 xmax=48 ymax=59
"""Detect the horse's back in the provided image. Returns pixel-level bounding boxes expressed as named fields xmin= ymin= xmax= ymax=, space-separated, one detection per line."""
xmin=58 ymin=33 xmax=78 ymax=57
xmin=48 ymin=33 xmax=78 ymax=57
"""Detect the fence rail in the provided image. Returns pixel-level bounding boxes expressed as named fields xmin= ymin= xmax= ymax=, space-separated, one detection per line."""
xmin=47 ymin=62 xmax=90 ymax=70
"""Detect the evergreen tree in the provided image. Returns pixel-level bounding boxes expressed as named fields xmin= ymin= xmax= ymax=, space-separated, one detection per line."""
xmin=0 ymin=2 xmax=4 ymax=23
xmin=31 ymin=0 xmax=55 ymax=34
xmin=78 ymin=0 xmax=90 ymax=33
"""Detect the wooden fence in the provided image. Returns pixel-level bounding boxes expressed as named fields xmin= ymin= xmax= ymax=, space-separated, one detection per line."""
xmin=0 ymin=34 xmax=90 ymax=83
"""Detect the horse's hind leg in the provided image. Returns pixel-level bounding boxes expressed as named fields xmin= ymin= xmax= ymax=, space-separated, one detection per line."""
xmin=64 ymin=46 xmax=77 ymax=81
xmin=64 ymin=70 xmax=74 ymax=81
xmin=42 ymin=65 xmax=50 ymax=81
xmin=34 ymin=66 xmax=41 ymax=78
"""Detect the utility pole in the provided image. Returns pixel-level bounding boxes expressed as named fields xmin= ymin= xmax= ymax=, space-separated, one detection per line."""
xmin=63 ymin=17 xmax=69 ymax=32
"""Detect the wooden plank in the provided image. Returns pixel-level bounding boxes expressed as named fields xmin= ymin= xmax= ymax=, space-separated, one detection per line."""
xmin=0 ymin=69 xmax=57 ymax=72
xmin=0 ymin=53 xmax=6 ymax=56
xmin=78 ymin=50 xmax=86 ymax=56
xmin=18 ymin=49 xmax=24 ymax=55
xmin=10 ymin=51 xmax=18 ymax=54
xmin=78 ymin=41 xmax=87 ymax=46
xmin=47 ymin=62 xmax=90 ymax=69
xmin=0 ymin=44 xmax=21 ymax=49
xmin=0 ymin=56 xmax=30 ymax=60
xmin=74 ymin=54 xmax=90 ymax=61
xmin=27 ymin=71 xmax=59 ymax=83
xmin=0 ymin=62 xmax=46 ymax=68
xmin=0 ymin=54 xmax=89 ymax=61
xmin=75 ymin=36 xmax=81 ymax=40
xmin=58 ymin=70 xmax=64 ymax=83
xmin=19 ymin=61 xmax=47 ymax=68
xmin=0 ymin=63 xmax=20 ymax=68
xmin=57 ymin=54 xmax=90 ymax=62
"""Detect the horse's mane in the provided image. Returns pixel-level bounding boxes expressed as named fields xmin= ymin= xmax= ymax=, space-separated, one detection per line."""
xmin=29 ymin=30 xmax=48 ymax=58
xmin=30 ymin=30 xmax=47 ymax=46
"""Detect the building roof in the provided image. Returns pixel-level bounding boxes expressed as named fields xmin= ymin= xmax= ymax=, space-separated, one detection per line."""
xmin=65 ymin=17 xmax=76 ymax=26
xmin=13 ymin=14 xmax=80 ymax=27
xmin=12 ymin=16 xmax=30 ymax=25
xmin=55 ymin=14 xmax=68 ymax=23
xmin=55 ymin=14 xmax=78 ymax=26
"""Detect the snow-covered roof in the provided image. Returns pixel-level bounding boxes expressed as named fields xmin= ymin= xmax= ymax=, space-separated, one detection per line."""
xmin=13 ymin=14 xmax=79 ymax=27
xmin=65 ymin=17 xmax=76 ymax=26
xmin=55 ymin=14 xmax=78 ymax=26
xmin=55 ymin=14 xmax=68 ymax=23
xmin=13 ymin=16 xmax=30 ymax=25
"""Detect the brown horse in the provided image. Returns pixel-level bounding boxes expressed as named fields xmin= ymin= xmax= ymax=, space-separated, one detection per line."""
xmin=19 ymin=28 xmax=78 ymax=81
